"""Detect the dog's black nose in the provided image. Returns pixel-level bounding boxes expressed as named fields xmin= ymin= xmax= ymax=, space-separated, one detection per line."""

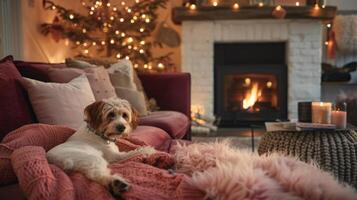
xmin=116 ymin=124 xmax=126 ymax=132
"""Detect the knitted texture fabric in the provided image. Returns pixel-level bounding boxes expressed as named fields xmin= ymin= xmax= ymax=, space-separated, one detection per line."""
xmin=258 ymin=130 xmax=357 ymax=188
xmin=2 ymin=124 xmax=187 ymax=200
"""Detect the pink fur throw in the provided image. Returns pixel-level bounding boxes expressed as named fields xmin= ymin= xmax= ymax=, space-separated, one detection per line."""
xmin=174 ymin=140 xmax=357 ymax=200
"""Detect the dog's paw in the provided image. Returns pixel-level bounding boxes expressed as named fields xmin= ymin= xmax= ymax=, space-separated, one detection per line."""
xmin=109 ymin=176 xmax=130 ymax=198
xmin=138 ymin=146 xmax=156 ymax=155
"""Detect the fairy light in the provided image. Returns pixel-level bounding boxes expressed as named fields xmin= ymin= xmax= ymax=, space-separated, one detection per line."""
xmin=140 ymin=40 xmax=145 ymax=45
xmin=275 ymin=5 xmax=282 ymax=11
xmin=139 ymin=49 xmax=145 ymax=54
xmin=121 ymin=1 xmax=125 ymax=6
xmin=121 ymin=32 xmax=126 ymax=37
xmin=212 ymin=1 xmax=218 ymax=7
xmin=89 ymin=11 xmax=94 ymax=15
xmin=139 ymin=27 xmax=145 ymax=32
xmin=83 ymin=42 xmax=88 ymax=47
xmin=322 ymin=4 xmax=326 ymax=8
xmin=51 ymin=5 xmax=56 ymax=10
xmin=233 ymin=3 xmax=239 ymax=10
xmin=148 ymin=65 xmax=152 ymax=70
xmin=110 ymin=39 xmax=115 ymax=44
xmin=325 ymin=41 xmax=329 ymax=46
xmin=76 ymin=41 xmax=80 ymax=45
xmin=141 ymin=14 xmax=146 ymax=19
xmin=115 ymin=30 xmax=120 ymax=35
xmin=83 ymin=49 xmax=89 ymax=54
xmin=189 ymin=4 xmax=197 ymax=10
xmin=144 ymin=64 xmax=148 ymax=69
xmin=327 ymin=23 xmax=331 ymax=28
xmin=92 ymin=42 xmax=97 ymax=46
xmin=127 ymin=37 xmax=134 ymax=43
xmin=110 ymin=16 xmax=114 ymax=21
xmin=295 ymin=1 xmax=300 ymax=6
xmin=91 ymin=7 xmax=95 ymax=11
xmin=314 ymin=3 xmax=320 ymax=10
xmin=128 ymin=45 xmax=132 ymax=49
xmin=116 ymin=53 xmax=121 ymax=58
xmin=127 ymin=8 xmax=132 ymax=13
xmin=106 ymin=2 xmax=111 ymax=7
xmin=133 ymin=46 xmax=138 ymax=50
xmin=158 ymin=63 xmax=164 ymax=69
xmin=145 ymin=18 xmax=150 ymax=23
xmin=258 ymin=2 xmax=264 ymax=7
xmin=113 ymin=7 xmax=117 ymax=11
xmin=134 ymin=64 xmax=139 ymax=68
xmin=69 ymin=14 xmax=74 ymax=19
xmin=120 ymin=18 xmax=124 ymax=22
xmin=130 ymin=19 xmax=135 ymax=23
xmin=133 ymin=16 xmax=138 ymax=20
xmin=101 ymin=41 xmax=106 ymax=45
xmin=125 ymin=56 xmax=130 ymax=60
xmin=82 ymin=28 xmax=86 ymax=33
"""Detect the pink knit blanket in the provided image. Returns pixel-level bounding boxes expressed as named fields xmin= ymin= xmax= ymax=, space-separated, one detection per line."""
xmin=2 ymin=124 xmax=188 ymax=200
xmin=2 ymin=124 xmax=357 ymax=200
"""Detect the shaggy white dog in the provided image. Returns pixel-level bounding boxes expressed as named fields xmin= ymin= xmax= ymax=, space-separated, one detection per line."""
xmin=47 ymin=97 xmax=155 ymax=198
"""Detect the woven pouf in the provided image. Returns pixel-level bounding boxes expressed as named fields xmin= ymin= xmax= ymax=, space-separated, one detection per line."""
xmin=258 ymin=129 xmax=357 ymax=188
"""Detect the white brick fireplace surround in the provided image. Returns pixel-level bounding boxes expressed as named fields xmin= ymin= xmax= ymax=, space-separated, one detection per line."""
xmin=182 ymin=20 xmax=323 ymax=119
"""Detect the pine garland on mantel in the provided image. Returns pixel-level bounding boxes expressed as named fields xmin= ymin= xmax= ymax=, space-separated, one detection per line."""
xmin=41 ymin=0 xmax=174 ymax=72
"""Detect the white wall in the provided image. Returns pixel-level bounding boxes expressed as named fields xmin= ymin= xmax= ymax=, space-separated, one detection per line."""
xmin=328 ymin=0 xmax=357 ymax=10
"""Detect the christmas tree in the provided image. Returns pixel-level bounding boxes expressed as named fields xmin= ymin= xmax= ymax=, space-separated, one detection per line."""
xmin=41 ymin=0 xmax=173 ymax=72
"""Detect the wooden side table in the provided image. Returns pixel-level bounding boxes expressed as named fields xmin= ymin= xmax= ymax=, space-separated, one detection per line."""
xmin=258 ymin=129 xmax=357 ymax=188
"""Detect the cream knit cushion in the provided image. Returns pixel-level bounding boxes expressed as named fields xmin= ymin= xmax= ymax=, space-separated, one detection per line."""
xmin=20 ymin=75 xmax=95 ymax=129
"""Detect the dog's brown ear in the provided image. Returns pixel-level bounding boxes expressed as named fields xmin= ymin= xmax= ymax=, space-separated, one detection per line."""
xmin=84 ymin=101 xmax=106 ymax=129
xmin=130 ymin=107 xmax=139 ymax=129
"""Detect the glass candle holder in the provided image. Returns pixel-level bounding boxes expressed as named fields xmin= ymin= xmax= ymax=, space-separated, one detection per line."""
xmin=331 ymin=102 xmax=347 ymax=129
xmin=312 ymin=102 xmax=332 ymax=124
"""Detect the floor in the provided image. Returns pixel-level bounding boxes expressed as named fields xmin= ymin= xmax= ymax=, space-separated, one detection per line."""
xmin=192 ymin=127 xmax=266 ymax=152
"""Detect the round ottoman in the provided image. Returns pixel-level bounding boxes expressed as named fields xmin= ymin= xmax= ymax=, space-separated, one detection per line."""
xmin=258 ymin=129 xmax=357 ymax=188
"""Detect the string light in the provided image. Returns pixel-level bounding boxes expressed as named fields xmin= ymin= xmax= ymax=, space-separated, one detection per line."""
xmin=101 ymin=41 xmax=106 ymax=45
xmin=133 ymin=16 xmax=138 ymax=20
xmin=189 ymin=4 xmax=197 ymax=10
xmin=327 ymin=23 xmax=331 ymax=28
xmin=121 ymin=32 xmax=126 ymax=37
xmin=325 ymin=41 xmax=329 ymax=46
xmin=212 ymin=1 xmax=218 ymax=7
xmin=128 ymin=45 xmax=132 ymax=49
xmin=144 ymin=64 xmax=148 ymax=68
xmin=158 ymin=63 xmax=164 ymax=69
xmin=110 ymin=16 xmax=114 ymax=20
xmin=127 ymin=8 xmax=132 ymax=13
xmin=125 ymin=56 xmax=130 ymax=60
xmin=51 ymin=5 xmax=56 ymax=10
xmin=115 ymin=30 xmax=120 ymax=35
xmin=106 ymin=2 xmax=111 ymax=7
xmin=275 ymin=5 xmax=282 ymax=11
xmin=139 ymin=49 xmax=145 ymax=54
xmin=91 ymin=7 xmax=95 ymax=11
xmin=134 ymin=64 xmax=139 ymax=68
xmin=121 ymin=1 xmax=125 ymax=6
xmin=82 ymin=28 xmax=86 ymax=33
xmin=322 ymin=4 xmax=326 ymax=8
xmin=130 ymin=19 xmax=135 ymax=23
xmin=113 ymin=7 xmax=117 ymax=11
xmin=69 ymin=14 xmax=74 ymax=19
xmin=120 ymin=18 xmax=124 ymax=22
xmin=141 ymin=14 xmax=146 ymax=19
xmin=258 ymin=2 xmax=264 ymax=7
xmin=127 ymin=37 xmax=134 ymax=43
xmin=110 ymin=39 xmax=115 ymax=44
xmin=64 ymin=39 xmax=69 ymax=46
xmin=116 ymin=53 xmax=121 ymax=58
xmin=140 ymin=40 xmax=145 ymax=45
xmin=83 ymin=42 xmax=88 ymax=47
xmin=83 ymin=49 xmax=89 ymax=54
xmin=233 ymin=3 xmax=239 ymax=10
xmin=76 ymin=41 xmax=80 ymax=45
xmin=92 ymin=42 xmax=97 ymax=46
xmin=145 ymin=18 xmax=150 ymax=23
xmin=314 ymin=4 xmax=320 ymax=10
xmin=89 ymin=11 xmax=94 ymax=15
xmin=295 ymin=2 xmax=300 ymax=6
xmin=140 ymin=27 xmax=145 ymax=32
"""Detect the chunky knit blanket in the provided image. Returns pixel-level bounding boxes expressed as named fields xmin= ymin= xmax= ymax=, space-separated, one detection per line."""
xmin=2 ymin=124 xmax=357 ymax=200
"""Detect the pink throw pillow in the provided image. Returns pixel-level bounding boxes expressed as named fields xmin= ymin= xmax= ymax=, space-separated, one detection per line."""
xmin=0 ymin=124 xmax=75 ymax=186
xmin=20 ymin=75 xmax=95 ymax=129
xmin=48 ymin=67 xmax=116 ymax=101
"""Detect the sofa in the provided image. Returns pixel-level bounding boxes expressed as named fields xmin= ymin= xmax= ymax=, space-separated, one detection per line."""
xmin=0 ymin=57 xmax=191 ymax=199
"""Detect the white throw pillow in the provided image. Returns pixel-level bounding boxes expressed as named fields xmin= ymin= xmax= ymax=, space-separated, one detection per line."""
xmin=21 ymin=75 xmax=95 ymax=129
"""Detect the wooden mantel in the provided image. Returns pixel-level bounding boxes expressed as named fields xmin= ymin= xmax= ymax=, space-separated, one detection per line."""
xmin=172 ymin=6 xmax=337 ymax=24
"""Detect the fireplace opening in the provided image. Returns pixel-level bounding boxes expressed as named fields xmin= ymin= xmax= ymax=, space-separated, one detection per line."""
xmin=214 ymin=42 xmax=287 ymax=127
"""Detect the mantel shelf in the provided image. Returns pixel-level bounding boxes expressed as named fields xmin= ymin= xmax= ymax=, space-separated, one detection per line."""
xmin=172 ymin=6 xmax=337 ymax=24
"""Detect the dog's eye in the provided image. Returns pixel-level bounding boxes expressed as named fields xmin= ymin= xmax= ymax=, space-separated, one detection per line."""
xmin=122 ymin=113 xmax=129 ymax=120
xmin=107 ymin=112 xmax=116 ymax=119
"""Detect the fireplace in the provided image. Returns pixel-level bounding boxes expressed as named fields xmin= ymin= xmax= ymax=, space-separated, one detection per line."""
xmin=214 ymin=43 xmax=287 ymax=126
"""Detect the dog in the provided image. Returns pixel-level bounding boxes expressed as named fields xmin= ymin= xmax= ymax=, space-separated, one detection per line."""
xmin=47 ymin=97 xmax=156 ymax=198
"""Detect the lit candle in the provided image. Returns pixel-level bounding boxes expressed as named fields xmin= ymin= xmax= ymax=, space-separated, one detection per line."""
xmin=312 ymin=102 xmax=332 ymax=124
xmin=331 ymin=103 xmax=347 ymax=129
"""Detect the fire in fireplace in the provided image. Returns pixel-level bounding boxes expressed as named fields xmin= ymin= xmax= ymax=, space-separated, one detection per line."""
xmin=214 ymin=42 xmax=287 ymax=127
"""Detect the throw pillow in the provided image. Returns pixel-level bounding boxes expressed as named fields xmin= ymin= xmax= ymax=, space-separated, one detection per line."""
xmin=0 ymin=55 xmax=34 ymax=140
xmin=114 ymin=87 xmax=148 ymax=115
xmin=48 ymin=67 xmax=116 ymax=101
xmin=65 ymin=58 xmax=97 ymax=69
xmin=108 ymin=60 xmax=148 ymax=115
xmin=20 ymin=75 xmax=95 ymax=129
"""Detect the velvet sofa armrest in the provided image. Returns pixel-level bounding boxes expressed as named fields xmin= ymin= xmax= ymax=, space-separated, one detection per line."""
xmin=138 ymin=73 xmax=191 ymax=139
